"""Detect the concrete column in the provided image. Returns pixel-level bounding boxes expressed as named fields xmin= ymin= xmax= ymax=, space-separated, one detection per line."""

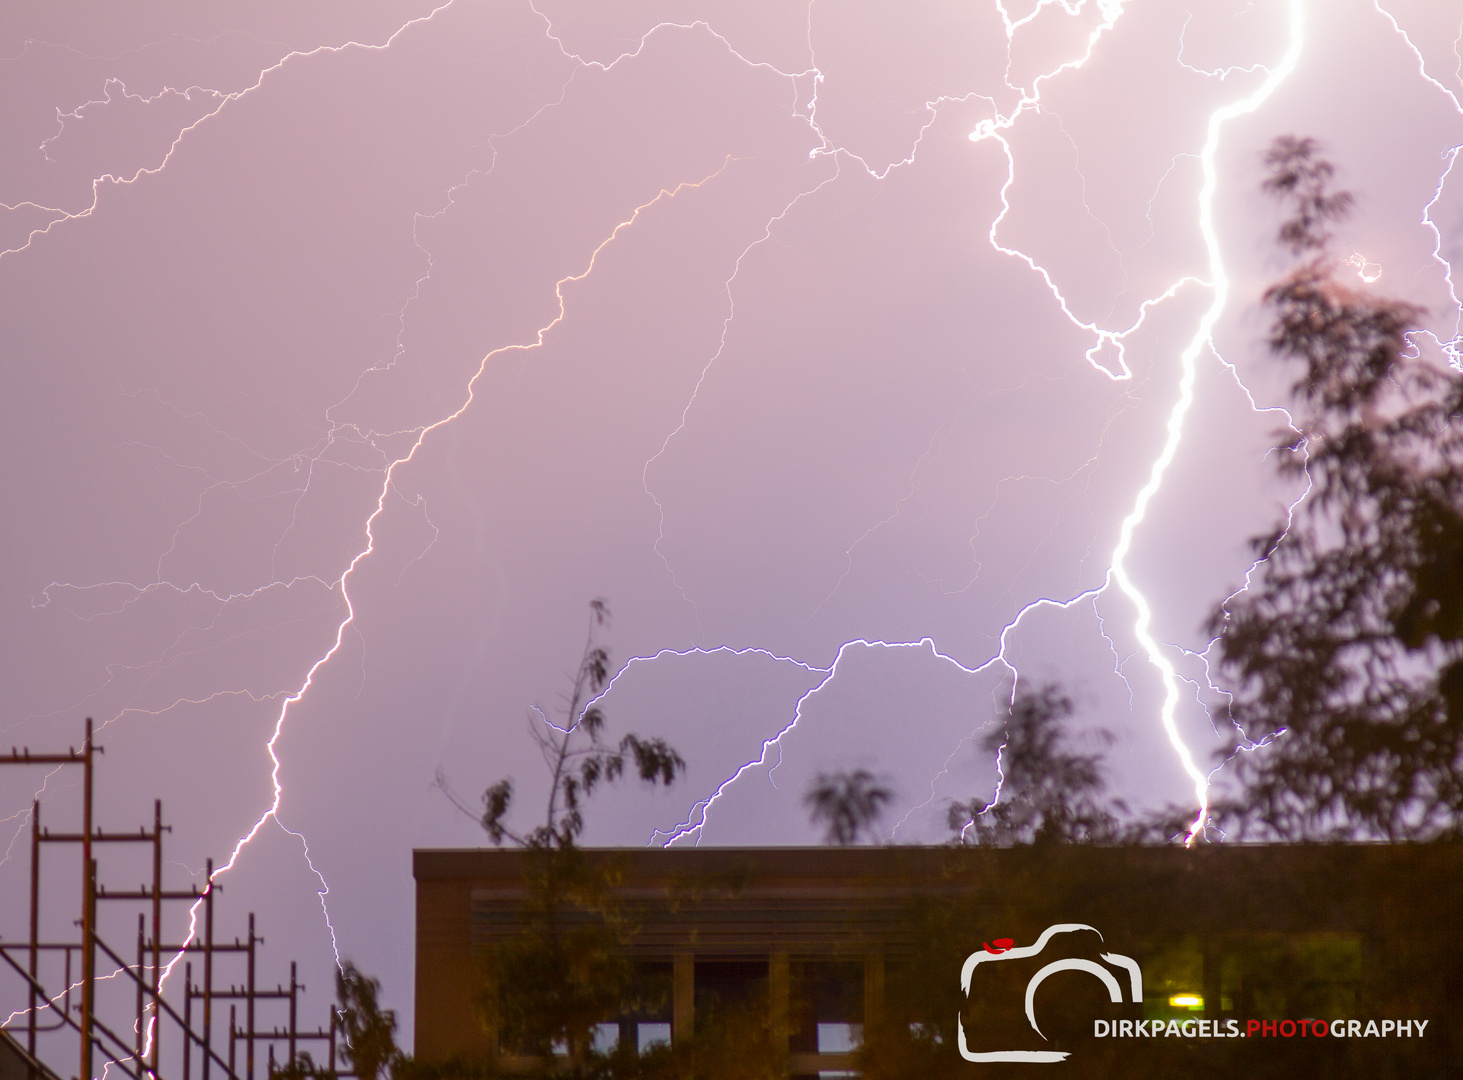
xmin=864 ymin=951 xmax=885 ymax=1029
xmin=769 ymin=952 xmax=790 ymax=1046
xmin=674 ymin=953 xmax=695 ymax=1044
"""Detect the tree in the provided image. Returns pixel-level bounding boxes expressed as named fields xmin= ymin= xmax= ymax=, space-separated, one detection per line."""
xmin=457 ymin=599 xmax=684 ymax=851
xmin=335 ymin=963 xmax=404 ymax=1080
xmin=268 ymin=963 xmax=407 ymax=1080
xmin=1208 ymin=135 xmax=1463 ymax=840
xmin=482 ymin=847 xmax=639 ymax=1067
xmin=803 ymin=769 xmax=895 ymax=845
xmin=947 ymin=683 xmax=1127 ymax=845
xmin=437 ymin=599 xmax=686 ymax=1074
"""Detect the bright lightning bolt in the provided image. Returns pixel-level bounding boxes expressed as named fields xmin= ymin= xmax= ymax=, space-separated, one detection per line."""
xmin=1108 ymin=0 xmax=1304 ymax=844
xmin=635 ymin=0 xmax=1309 ymax=848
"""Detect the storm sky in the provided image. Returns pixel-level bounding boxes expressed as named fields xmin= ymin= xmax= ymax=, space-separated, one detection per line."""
xmin=4 ymin=0 xmax=1463 ymax=1046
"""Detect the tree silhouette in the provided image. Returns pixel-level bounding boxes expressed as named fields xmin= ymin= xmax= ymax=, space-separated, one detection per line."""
xmin=335 ymin=963 xmax=403 ymax=1080
xmin=1208 ymin=136 xmax=1463 ymax=840
xmin=948 ymin=683 xmax=1127 ymax=845
xmin=803 ymin=769 xmax=895 ymax=845
xmin=488 ymin=597 xmax=684 ymax=851
xmin=436 ymin=600 xmax=686 ymax=1072
xmin=268 ymin=963 xmax=406 ymax=1080
xmin=440 ymin=599 xmax=684 ymax=850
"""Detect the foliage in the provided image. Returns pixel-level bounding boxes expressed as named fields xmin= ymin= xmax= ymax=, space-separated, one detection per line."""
xmin=947 ymin=683 xmax=1130 ymax=845
xmin=270 ymin=1052 xmax=333 ymax=1080
xmin=519 ymin=994 xmax=783 ymax=1080
xmin=436 ymin=600 xmax=686 ymax=1074
xmin=648 ymin=995 xmax=786 ymax=1080
xmin=456 ymin=599 xmax=684 ymax=851
xmin=1209 ymin=136 xmax=1463 ymax=840
xmin=803 ymin=768 xmax=895 ymax=845
xmin=482 ymin=931 xmax=787 ymax=1079
xmin=336 ymin=963 xmax=404 ymax=1080
xmin=1260 ymin=134 xmax=1354 ymax=256
xmin=266 ymin=963 xmax=405 ymax=1080
xmin=855 ymin=844 xmax=1463 ymax=1079
xmin=481 ymin=846 xmax=636 ymax=1064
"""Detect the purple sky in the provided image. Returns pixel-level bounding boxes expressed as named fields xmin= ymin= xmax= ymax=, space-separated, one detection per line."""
xmin=4 ymin=0 xmax=1463 ymax=1046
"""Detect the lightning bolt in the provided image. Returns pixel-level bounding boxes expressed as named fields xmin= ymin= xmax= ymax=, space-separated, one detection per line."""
xmin=10 ymin=3 xmax=1463 ymax=1059
xmin=649 ymin=0 xmax=1306 ymax=849
xmin=4 ymin=12 xmax=795 ymax=1058
xmin=664 ymin=584 xmax=1111 ymax=847
xmin=6 ymin=52 xmax=739 ymax=1060
xmin=1107 ymin=0 xmax=1305 ymax=842
xmin=14 ymin=159 xmax=739 ymax=1073
xmin=164 ymin=162 xmax=739 ymax=971
xmin=0 ymin=3 xmax=462 ymax=261
xmin=1371 ymin=1 xmax=1463 ymax=366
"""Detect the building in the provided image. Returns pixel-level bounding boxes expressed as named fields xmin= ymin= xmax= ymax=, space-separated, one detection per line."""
xmin=413 ymin=844 xmax=1462 ymax=1076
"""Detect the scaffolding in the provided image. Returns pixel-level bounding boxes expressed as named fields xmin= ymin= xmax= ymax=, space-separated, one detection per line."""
xmin=1 ymin=721 xmax=350 ymax=1080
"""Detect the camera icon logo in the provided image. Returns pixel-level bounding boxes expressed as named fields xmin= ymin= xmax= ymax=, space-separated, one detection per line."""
xmin=957 ymin=923 xmax=1143 ymax=1063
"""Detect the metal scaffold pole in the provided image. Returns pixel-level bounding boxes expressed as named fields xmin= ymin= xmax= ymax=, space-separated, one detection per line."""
xmin=1 ymin=720 xmax=350 ymax=1080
